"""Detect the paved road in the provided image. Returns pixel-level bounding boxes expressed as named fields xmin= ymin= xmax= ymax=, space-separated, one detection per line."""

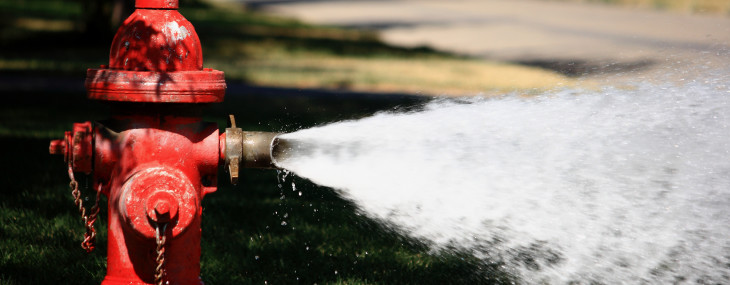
xmin=243 ymin=0 xmax=730 ymax=78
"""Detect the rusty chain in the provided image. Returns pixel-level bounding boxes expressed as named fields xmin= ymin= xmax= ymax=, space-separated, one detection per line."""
xmin=68 ymin=166 xmax=101 ymax=253
xmin=68 ymin=165 xmax=168 ymax=284
xmin=154 ymin=223 xmax=168 ymax=285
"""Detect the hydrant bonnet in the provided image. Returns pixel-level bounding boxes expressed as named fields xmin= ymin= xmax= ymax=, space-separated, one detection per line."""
xmin=85 ymin=0 xmax=225 ymax=103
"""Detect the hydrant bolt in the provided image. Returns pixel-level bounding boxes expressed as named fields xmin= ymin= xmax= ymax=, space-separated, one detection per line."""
xmin=146 ymin=192 xmax=178 ymax=225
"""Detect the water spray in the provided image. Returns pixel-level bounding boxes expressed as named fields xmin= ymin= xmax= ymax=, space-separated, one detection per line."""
xmin=273 ymin=78 xmax=730 ymax=284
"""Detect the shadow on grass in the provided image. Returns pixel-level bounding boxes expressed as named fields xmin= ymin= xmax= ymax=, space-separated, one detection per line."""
xmin=0 ymin=0 xmax=451 ymax=81
xmin=0 ymin=138 xmax=108 ymax=285
xmin=201 ymin=170 xmax=508 ymax=284
xmin=0 ymin=88 xmax=514 ymax=284
xmin=514 ymin=59 xmax=655 ymax=77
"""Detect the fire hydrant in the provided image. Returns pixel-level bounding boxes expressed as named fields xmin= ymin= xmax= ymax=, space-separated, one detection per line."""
xmin=49 ymin=0 xmax=278 ymax=284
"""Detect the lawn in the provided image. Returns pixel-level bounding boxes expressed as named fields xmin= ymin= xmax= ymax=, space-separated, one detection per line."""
xmin=0 ymin=0 xmax=574 ymax=96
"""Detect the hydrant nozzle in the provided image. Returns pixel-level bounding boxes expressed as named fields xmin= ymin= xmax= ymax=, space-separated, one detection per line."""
xmin=224 ymin=115 xmax=281 ymax=185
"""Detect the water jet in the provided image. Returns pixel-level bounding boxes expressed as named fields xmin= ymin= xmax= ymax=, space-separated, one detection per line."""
xmin=272 ymin=75 xmax=730 ymax=284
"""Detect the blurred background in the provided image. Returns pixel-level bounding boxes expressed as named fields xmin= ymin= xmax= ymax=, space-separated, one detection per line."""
xmin=1 ymin=0 xmax=728 ymax=284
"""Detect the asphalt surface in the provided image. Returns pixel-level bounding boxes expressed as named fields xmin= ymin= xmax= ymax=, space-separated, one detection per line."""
xmin=241 ymin=0 xmax=730 ymax=80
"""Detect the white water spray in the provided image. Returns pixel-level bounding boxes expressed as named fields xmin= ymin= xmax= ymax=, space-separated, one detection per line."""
xmin=274 ymin=71 xmax=730 ymax=284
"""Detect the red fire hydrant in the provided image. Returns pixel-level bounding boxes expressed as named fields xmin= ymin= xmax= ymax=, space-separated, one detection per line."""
xmin=49 ymin=0 xmax=278 ymax=284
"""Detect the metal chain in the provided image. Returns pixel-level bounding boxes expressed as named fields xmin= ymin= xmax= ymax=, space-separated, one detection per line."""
xmin=154 ymin=223 xmax=168 ymax=285
xmin=68 ymin=166 xmax=101 ymax=253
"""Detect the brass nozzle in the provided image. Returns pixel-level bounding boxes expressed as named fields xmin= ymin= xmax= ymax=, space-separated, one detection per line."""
xmin=224 ymin=115 xmax=280 ymax=184
xmin=240 ymin=131 xmax=279 ymax=169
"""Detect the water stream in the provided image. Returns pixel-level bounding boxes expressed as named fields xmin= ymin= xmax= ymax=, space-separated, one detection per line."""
xmin=273 ymin=71 xmax=730 ymax=284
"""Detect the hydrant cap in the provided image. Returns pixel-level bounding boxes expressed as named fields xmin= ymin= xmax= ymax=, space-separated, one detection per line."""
xmin=85 ymin=3 xmax=226 ymax=103
xmin=120 ymin=167 xmax=199 ymax=239
xmin=136 ymin=0 xmax=179 ymax=9
xmin=108 ymin=9 xmax=201 ymax=72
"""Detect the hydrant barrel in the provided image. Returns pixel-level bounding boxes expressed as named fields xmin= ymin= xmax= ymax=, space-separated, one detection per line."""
xmin=45 ymin=0 xmax=293 ymax=283
xmin=100 ymin=121 xmax=219 ymax=285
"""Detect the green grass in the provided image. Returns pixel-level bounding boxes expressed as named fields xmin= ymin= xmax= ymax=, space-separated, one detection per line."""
xmin=0 ymin=0 xmax=575 ymax=96
xmin=184 ymin=3 xmax=575 ymax=95
xmin=555 ymin=0 xmax=730 ymax=15
xmin=0 ymin=134 xmax=108 ymax=284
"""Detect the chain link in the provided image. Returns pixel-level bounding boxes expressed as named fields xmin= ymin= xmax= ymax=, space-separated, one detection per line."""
xmin=68 ymin=166 xmax=169 ymax=284
xmin=68 ymin=166 xmax=101 ymax=253
xmin=154 ymin=223 xmax=168 ymax=285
